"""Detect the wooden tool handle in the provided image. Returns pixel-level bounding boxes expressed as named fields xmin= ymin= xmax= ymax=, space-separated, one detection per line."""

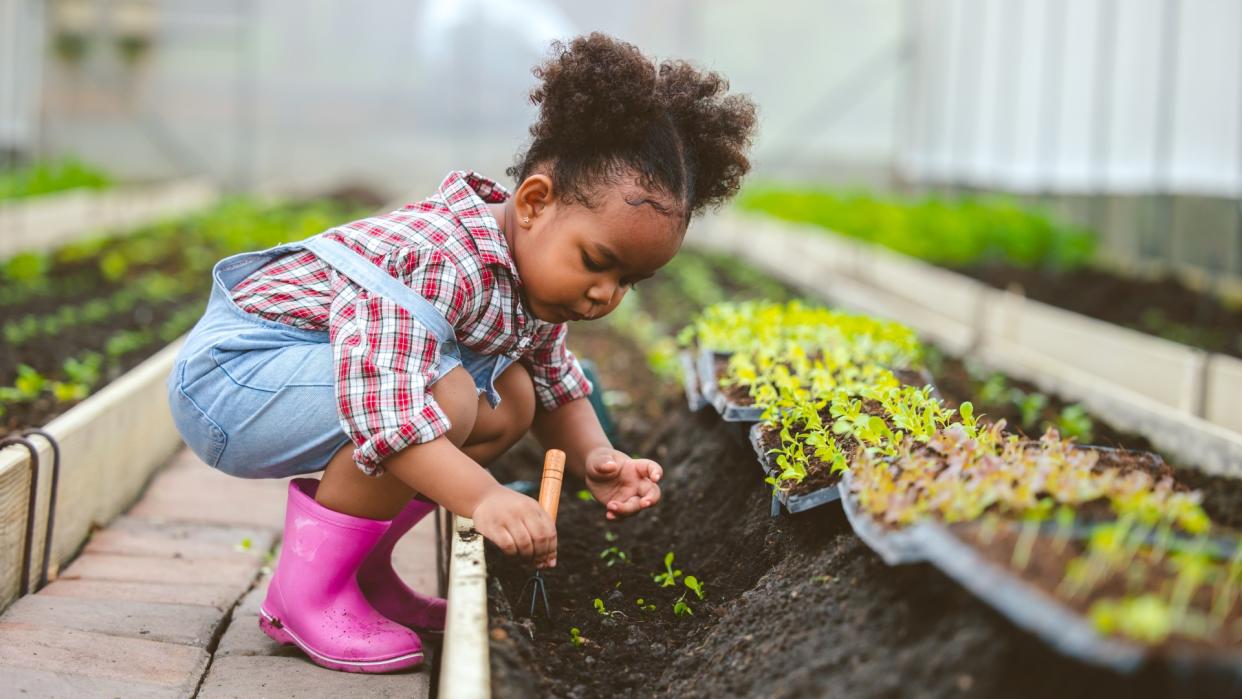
xmin=537 ymin=449 xmax=567 ymax=523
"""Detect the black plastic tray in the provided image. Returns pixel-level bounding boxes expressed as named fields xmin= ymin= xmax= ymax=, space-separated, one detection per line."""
xmin=679 ymin=350 xmax=708 ymax=413
xmin=838 ymin=469 xmax=930 ymax=565
xmin=749 ymin=422 xmax=842 ymax=516
xmin=918 ymin=522 xmax=1146 ymax=674
xmin=697 ymin=348 xmax=763 ymax=422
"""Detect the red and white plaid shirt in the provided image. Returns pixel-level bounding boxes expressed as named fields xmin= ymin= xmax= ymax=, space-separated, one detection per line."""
xmin=230 ymin=171 xmax=592 ymax=475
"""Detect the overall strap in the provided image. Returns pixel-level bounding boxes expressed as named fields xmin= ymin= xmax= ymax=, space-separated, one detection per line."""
xmin=302 ymin=235 xmax=458 ymax=347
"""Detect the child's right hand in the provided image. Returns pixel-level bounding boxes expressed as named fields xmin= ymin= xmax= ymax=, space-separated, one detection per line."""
xmin=471 ymin=486 xmax=558 ymax=568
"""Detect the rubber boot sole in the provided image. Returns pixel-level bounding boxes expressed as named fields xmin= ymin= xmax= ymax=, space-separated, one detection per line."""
xmin=258 ymin=606 xmax=424 ymax=674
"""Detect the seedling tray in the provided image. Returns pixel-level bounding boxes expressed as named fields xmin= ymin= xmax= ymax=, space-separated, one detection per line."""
xmin=838 ymin=469 xmax=930 ymax=565
xmin=749 ymin=422 xmax=842 ymax=516
xmin=697 ymin=348 xmax=763 ymax=422
xmin=918 ymin=522 xmax=1147 ymax=675
xmin=679 ymin=350 xmax=709 ymax=412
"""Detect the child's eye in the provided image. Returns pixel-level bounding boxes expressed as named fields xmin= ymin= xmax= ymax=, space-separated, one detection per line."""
xmin=581 ymin=252 xmax=606 ymax=272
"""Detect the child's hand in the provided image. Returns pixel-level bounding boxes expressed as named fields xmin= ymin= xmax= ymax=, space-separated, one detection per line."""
xmin=585 ymin=447 xmax=663 ymax=520
xmin=472 ymin=486 xmax=558 ymax=568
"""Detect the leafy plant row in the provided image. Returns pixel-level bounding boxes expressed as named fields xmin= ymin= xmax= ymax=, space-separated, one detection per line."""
xmin=680 ymin=299 xmax=1240 ymax=659
xmin=1 ymin=197 xmax=363 ymax=430
xmin=0 ymin=157 xmax=112 ymax=202
xmin=737 ymin=186 xmax=1096 ymax=269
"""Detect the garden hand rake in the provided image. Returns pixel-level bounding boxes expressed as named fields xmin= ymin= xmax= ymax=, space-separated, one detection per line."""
xmin=520 ymin=448 xmax=565 ymax=619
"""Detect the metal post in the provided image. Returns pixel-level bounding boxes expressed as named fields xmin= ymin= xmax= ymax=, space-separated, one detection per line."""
xmin=1152 ymin=0 xmax=1181 ymax=262
xmin=952 ymin=0 xmax=986 ymax=194
xmin=892 ymin=0 xmax=919 ymax=193
xmin=1039 ymin=0 xmax=1068 ymax=204
xmin=939 ymin=0 xmax=964 ymax=195
xmin=1089 ymin=0 xmax=1119 ymax=251
xmin=1235 ymin=3 xmax=1242 ymax=278
xmin=233 ymin=0 xmax=257 ymax=192
xmin=992 ymin=0 xmax=1024 ymax=195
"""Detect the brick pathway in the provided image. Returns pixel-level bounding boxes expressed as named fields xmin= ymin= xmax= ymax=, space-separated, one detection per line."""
xmin=0 ymin=449 xmax=436 ymax=698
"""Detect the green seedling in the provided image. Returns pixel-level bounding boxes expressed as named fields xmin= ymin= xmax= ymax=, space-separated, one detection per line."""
xmin=0 ymin=365 xmax=48 ymax=403
xmin=599 ymin=546 xmax=629 ymax=567
xmin=1090 ymin=595 xmax=1175 ymax=644
xmin=635 ymin=598 xmax=656 ymax=612
xmin=684 ymin=575 xmax=705 ymax=600
xmin=1055 ymin=404 xmax=1095 ymax=443
xmin=50 ymin=381 xmax=89 ymax=402
xmin=604 ymin=531 xmax=618 ymax=543
xmin=653 ymin=552 xmax=682 ymax=588
xmin=576 ymin=489 xmax=593 ymax=502
xmin=1014 ymin=391 xmax=1048 ymax=431
xmin=672 ymin=599 xmax=694 ymax=617
xmin=593 ymin=598 xmax=609 ymax=616
xmin=570 ymin=627 xmax=585 ymax=647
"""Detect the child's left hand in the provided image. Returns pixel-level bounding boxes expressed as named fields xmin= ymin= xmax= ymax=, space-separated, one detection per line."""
xmin=584 ymin=447 xmax=663 ymax=520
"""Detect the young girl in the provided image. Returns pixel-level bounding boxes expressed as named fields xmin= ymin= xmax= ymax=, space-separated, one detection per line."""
xmin=167 ymin=32 xmax=756 ymax=673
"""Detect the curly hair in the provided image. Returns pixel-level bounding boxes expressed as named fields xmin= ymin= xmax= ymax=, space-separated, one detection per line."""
xmin=507 ymin=33 xmax=758 ymax=223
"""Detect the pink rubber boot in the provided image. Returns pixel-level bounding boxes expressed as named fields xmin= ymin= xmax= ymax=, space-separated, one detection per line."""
xmin=258 ymin=478 xmax=424 ymax=673
xmin=357 ymin=498 xmax=448 ymax=634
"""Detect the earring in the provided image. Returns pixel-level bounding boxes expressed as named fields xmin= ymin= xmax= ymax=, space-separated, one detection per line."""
xmin=522 ymin=216 xmax=530 ymax=225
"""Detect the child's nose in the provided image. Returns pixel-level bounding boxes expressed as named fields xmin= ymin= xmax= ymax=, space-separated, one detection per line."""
xmin=586 ymin=282 xmax=615 ymax=305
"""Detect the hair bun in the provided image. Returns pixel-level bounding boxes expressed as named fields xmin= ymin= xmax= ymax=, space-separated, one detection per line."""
xmin=528 ymin=33 xmax=663 ymax=151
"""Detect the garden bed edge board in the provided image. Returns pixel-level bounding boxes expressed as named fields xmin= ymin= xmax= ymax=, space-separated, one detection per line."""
xmin=701 ymin=209 xmax=1236 ymax=436
xmin=0 ymin=337 xmax=186 ymax=609
xmin=0 ymin=178 xmax=219 ymax=260
xmin=440 ymin=514 xmax=491 ymax=699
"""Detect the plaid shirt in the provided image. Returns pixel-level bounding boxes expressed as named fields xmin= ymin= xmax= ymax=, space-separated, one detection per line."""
xmin=229 ymin=171 xmax=592 ymax=475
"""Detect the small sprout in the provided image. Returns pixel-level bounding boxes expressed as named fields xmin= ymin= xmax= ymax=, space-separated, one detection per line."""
xmin=1055 ymin=404 xmax=1095 ymax=443
xmin=684 ymin=575 xmax=705 ymax=600
xmin=604 ymin=531 xmax=618 ymax=543
xmin=673 ymin=599 xmax=694 ymax=617
xmin=593 ymin=598 xmax=609 ymax=616
xmin=653 ymin=552 xmax=683 ymax=588
xmin=635 ymin=598 xmax=656 ymax=612
xmin=576 ymin=489 xmax=593 ymax=502
xmin=599 ymin=546 xmax=629 ymax=567
xmin=570 ymin=627 xmax=585 ymax=647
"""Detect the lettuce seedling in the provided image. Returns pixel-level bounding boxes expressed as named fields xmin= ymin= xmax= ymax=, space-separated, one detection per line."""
xmin=684 ymin=575 xmax=705 ymax=600
xmin=593 ymin=598 xmax=609 ymax=616
xmin=1014 ymin=391 xmax=1048 ymax=431
xmin=635 ymin=598 xmax=656 ymax=612
xmin=599 ymin=546 xmax=629 ymax=567
xmin=570 ymin=627 xmax=585 ymax=647
xmin=672 ymin=599 xmax=694 ymax=617
xmin=1055 ymin=404 xmax=1094 ymax=443
xmin=653 ymin=552 xmax=682 ymax=588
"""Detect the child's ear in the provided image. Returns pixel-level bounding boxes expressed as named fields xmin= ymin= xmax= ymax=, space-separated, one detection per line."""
xmin=515 ymin=174 xmax=554 ymax=225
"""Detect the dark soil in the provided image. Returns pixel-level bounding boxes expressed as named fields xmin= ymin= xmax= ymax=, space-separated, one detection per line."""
xmin=485 ymin=324 xmax=1242 ymax=699
xmin=960 ymin=264 xmax=1242 ymax=359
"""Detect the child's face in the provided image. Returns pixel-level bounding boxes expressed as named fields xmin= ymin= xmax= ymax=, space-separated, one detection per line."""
xmin=508 ymin=175 xmax=684 ymax=324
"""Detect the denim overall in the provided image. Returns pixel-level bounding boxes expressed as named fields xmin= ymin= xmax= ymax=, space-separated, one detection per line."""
xmin=167 ymin=235 xmax=515 ymax=479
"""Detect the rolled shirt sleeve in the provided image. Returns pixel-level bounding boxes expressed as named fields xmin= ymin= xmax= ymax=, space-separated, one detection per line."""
xmin=521 ymin=321 xmax=594 ymax=411
xmin=329 ymin=248 xmax=473 ymax=476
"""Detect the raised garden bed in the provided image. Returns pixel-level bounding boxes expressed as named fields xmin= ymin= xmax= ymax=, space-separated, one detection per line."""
xmin=0 ymin=192 xmax=370 ymax=609
xmin=962 ymin=264 xmax=1242 ymax=360
xmin=0 ymin=197 xmax=364 ymax=432
xmin=476 ymin=248 xmax=1242 ymax=696
xmin=485 ymin=325 xmax=1242 ymax=697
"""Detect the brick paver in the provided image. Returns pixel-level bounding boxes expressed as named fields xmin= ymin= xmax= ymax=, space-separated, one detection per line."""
xmin=0 ymin=448 xmax=439 ymax=698
xmin=196 ymin=656 xmax=429 ymax=699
